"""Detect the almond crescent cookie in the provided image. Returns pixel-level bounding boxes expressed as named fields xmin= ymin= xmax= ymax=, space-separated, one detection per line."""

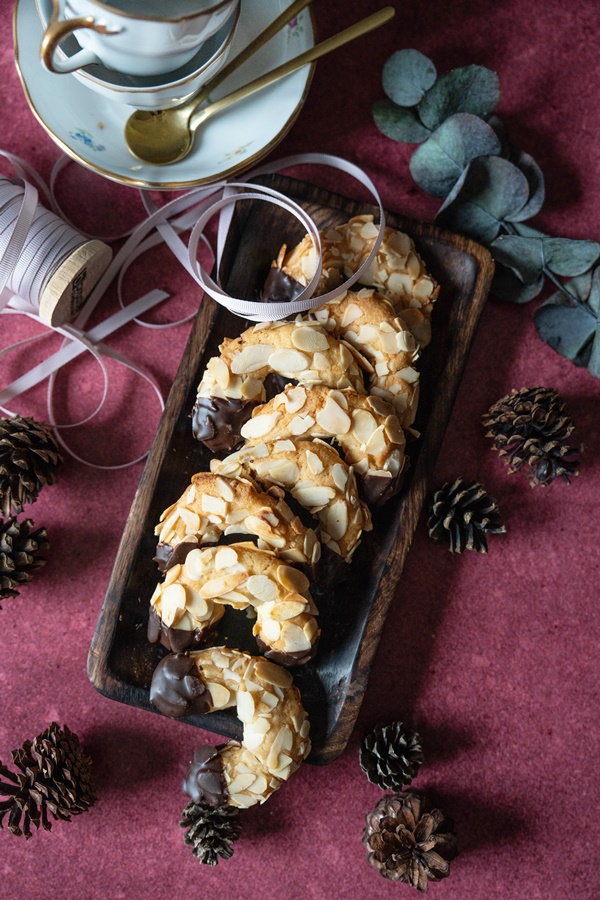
xmin=150 ymin=647 xmax=311 ymax=808
xmin=211 ymin=438 xmax=372 ymax=561
xmin=240 ymin=384 xmax=407 ymax=506
xmin=263 ymin=215 xmax=438 ymax=347
xmin=192 ymin=320 xmax=369 ymax=453
xmin=154 ymin=472 xmax=320 ymax=572
xmin=308 ymin=288 xmax=421 ymax=428
xmin=148 ymin=542 xmax=320 ymax=664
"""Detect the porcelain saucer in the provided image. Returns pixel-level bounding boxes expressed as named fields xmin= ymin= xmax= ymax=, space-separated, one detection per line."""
xmin=14 ymin=0 xmax=315 ymax=190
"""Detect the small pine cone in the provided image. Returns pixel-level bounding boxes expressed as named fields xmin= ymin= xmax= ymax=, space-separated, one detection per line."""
xmin=360 ymin=722 xmax=424 ymax=790
xmin=483 ymin=386 xmax=580 ymax=487
xmin=0 ymin=415 xmax=63 ymax=517
xmin=0 ymin=723 xmax=96 ymax=838
xmin=180 ymin=801 xmax=241 ymax=866
xmin=0 ymin=517 xmax=49 ymax=609
xmin=427 ymin=477 xmax=506 ymax=553
xmin=363 ymin=792 xmax=457 ymax=891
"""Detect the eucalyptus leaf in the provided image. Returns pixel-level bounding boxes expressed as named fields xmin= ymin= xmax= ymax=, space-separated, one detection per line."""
xmin=492 ymin=261 xmax=545 ymax=303
xmin=507 ymin=150 xmax=545 ymax=221
xmin=436 ymin=156 xmax=530 ymax=243
xmin=419 ymin=65 xmax=500 ymax=131
xmin=409 ymin=113 xmax=501 ymax=198
xmin=372 ymin=99 xmax=431 ymax=144
xmin=542 ymin=237 xmax=600 ymax=277
xmin=487 ymin=115 xmax=510 ymax=157
xmin=382 ymin=49 xmax=437 ymax=107
xmin=534 ymin=297 xmax=597 ymax=360
xmin=491 ymin=235 xmax=544 ymax=283
xmin=587 ymin=317 xmax=600 ymax=376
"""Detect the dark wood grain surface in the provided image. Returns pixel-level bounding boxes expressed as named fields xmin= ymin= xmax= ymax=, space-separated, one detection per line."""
xmin=87 ymin=174 xmax=494 ymax=764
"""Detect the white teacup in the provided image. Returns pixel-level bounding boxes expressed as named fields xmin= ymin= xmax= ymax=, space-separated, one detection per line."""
xmin=40 ymin=0 xmax=240 ymax=77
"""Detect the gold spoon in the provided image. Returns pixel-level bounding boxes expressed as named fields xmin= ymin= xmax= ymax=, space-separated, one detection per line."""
xmin=125 ymin=6 xmax=395 ymax=166
xmin=124 ymin=0 xmax=312 ymax=154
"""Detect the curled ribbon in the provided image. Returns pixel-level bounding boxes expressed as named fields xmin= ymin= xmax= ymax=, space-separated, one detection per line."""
xmin=0 ymin=151 xmax=386 ymax=468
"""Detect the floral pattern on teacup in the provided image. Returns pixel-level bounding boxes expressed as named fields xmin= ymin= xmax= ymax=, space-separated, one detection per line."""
xmin=220 ymin=141 xmax=254 ymax=164
xmin=69 ymin=129 xmax=106 ymax=152
xmin=286 ymin=12 xmax=305 ymax=41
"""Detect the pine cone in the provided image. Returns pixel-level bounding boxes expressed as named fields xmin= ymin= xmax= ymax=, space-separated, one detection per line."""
xmin=483 ymin=386 xmax=580 ymax=487
xmin=0 ymin=415 xmax=63 ymax=517
xmin=0 ymin=517 xmax=49 ymax=609
xmin=427 ymin=477 xmax=506 ymax=553
xmin=180 ymin=801 xmax=241 ymax=866
xmin=0 ymin=722 xmax=96 ymax=838
xmin=360 ymin=722 xmax=424 ymax=790
xmin=363 ymin=792 xmax=457 ymax=890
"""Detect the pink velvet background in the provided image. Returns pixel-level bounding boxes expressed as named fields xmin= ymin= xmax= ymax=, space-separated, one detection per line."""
xmin=1 ymin=0 xmax=599 ymax=897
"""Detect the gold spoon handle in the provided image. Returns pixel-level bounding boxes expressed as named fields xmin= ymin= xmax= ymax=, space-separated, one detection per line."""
xmin=191 ymin=0 xmax=313 ymax=109
xmin=191 ymin=5 xmax=396 ymax=131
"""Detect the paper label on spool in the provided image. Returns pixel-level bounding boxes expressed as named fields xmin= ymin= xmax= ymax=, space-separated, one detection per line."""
xmin=38 ymin=239 xmax=113 ymax=327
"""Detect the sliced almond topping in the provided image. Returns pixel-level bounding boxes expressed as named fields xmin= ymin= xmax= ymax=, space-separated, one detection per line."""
xmin=198 ymin=571 xmax=248 ymax=599
xmin=273 ymin=439 xmax=296 ymax=453
xmin=227 ymin=773 xmax=256 ymax=794
xmin=323 ymin=499 xmax=348 ymax=542
xmin=397 ymin=366 xmax=420 ymax=384
xmin=350 ymin=409 xmax=377 ymax=445
xmin=281 ymin=622 xmax=312 ymax=652
xmin=237 ymin=690 xmax=255 ymax=722
xmin=260 ymin=617 xmax=281 ymax=643
xmin=242 ymin=412 xmax=281 ymax=440
xmin=365 ymin=424 xmax=387 ymax=457
xmin=243 ymin=732 xmax=265 ymax=752
xmin=303 ymin=618 xmax=320 ymax=642
xmin=312 ymin=352 xmax=330 ymax=371
xmin=269 ymin=348 xmax=311 ymax=373
xmin=185 ymin=590 xmax=209 ymax=619
xmin=201 ymin=494 xmax=227 ymax=517
xmin=215 ymin=546 xmax=239 ymax=570
xmin=276 ymin=565 xmax=310 ymax=594
xmin=211 ymin=356 xmax=231 ymax=391
xmin=240 ymin=377 xmax=264 ymax=400
xmin=254 ymin=658 xmax=293 ymax=688
xmin=230 ymin=344 xmax=272 ymax=375
xmin=206 ymin=682 xmax=231 ymax=709
xmin=384 ymin=415 xmax=404 ymax=445
xmin=160 ymin=583 xmax=187 ymax=628
xmin=283 ymin=385 xmax=307 ymax=414
xmin=248 ymin=774 xmax=267 ymax=795
xmin=229 ymin=793 xmax=255 ymax=809
xmin=331 ymin=463 xmax=348 ymax=491
xmin=316 ymin=395 xmax=351 ymax=435
xmin=163 ymin=563 xmax=182 ymax=587
xmin=246 ymin=574 xmax=278 ymax=603
xmin=340 ymin=303 xmax=363 ymax=328
xmin=262 ymin=458 xmax=300 ymax=484
xmin=305 ymin=450 xmax=324 ymax=475
xmin=293 ymin=484 xmax=336 ymax=509
xmin=291 ymin=326 xmax=330 ymax=353
xmin=186 ymin=484 xmax=196 ymax=505
xmin=271 ymin=599 xmax=307 ymax=621
xmin=288 ymin=414 xmax=315 ymax=436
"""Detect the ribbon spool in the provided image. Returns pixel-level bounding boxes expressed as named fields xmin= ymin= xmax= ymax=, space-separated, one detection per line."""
xmin=0 ymin=175 xmax=112 ymax=327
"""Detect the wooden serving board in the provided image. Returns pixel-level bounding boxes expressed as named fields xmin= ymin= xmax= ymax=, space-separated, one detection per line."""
xmin=87 ymin=174 xmax=494 ymax=764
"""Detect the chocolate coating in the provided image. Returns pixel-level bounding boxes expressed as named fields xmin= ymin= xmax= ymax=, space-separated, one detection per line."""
xmin=191 ymin=395 xmax=257 ymax=453
xmin=255 ymin=636 xmax=317 ymax=667
xmin=154 ymin=540 xmax=198 ymax=574
xmin=149 ymin=653 xmax=213 ymax=719
xmin=361 ymin=468 xmax=407 ymax=507
xmin=261 ymin=266 xmax=305 ymax=304
xmin=147 ymin=606 xmax=206 ymax=653
xmin=182 ymin=745 xmax=228 ymax=809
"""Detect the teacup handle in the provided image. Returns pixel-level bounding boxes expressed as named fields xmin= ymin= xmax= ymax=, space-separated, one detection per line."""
xmin=40 ymin=3 xmax=118 ymax=74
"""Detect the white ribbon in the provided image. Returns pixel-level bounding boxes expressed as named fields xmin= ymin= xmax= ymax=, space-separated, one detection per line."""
xmin=0 ymin=151 xmax=387 ymax=466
